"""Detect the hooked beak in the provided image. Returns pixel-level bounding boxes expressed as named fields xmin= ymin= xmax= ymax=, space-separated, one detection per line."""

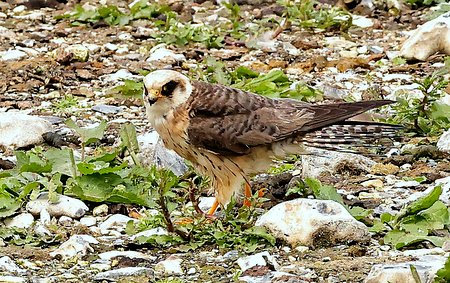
xmin=144 ymin=88 xmax=162 ymax=106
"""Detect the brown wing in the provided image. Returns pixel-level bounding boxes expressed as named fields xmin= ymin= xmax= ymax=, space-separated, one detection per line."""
xmin=186 ymin=81 xmax=393 ymax=155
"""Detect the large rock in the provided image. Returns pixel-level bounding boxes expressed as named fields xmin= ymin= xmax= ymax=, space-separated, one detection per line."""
xmin=301 ymin=149 xmax=375 ymax=178
xmin=0 ymin=112 xmax=52 ymax=149
xmin=364 ymin=255 xmax=447 ymax=283
xmin=26 ymin=192 xmax=88 ymax=219
xmin=400 ymin=11 xmax=450 ymax=61
xmin=255 ymin=199 xmax=370 ymax=247
xmin=138 ymin=131 xmax=188 ymax=176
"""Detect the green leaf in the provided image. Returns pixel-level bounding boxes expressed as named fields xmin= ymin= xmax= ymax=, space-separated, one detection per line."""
xmin=305 ymin=178 xmax=344 ymax=206
xmin=384 ymin=230 xmax=447 ymax=249
xmin=435 ymin=256 xmax=450 ymax=282
xmin=395 ymin=185 xmax=442 ymax=224
xmin=120 ymin=123 xmax=141 ymax=166
xmin=349 ymin=206 xmax=372 ymax=220
xmin=66 ymin=119 xmax=107 ymax=145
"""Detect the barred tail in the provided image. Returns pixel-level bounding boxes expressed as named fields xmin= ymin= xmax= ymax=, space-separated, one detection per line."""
xmin=299 ymin=121 xmax=402 ymax=154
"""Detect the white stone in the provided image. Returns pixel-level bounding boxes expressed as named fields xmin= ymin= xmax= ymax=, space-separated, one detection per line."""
xmin=0 ymin=112 xmax=52 ymax=149
xmin=187 ymin=267 xmax=196 ymax=274
xmin=393 ymin=180 xmax=420 ymax=188
xmin=301 ymin=149 xmax=375 ymax=178
xmin=0 ymin=49 xmax=27 ymax=61
xmin=58 ymin=216 xmax=73 ymax=226
xmin=400 ymin=11 xmax=450 ymax=61
xmin=98 ymin=251 xmax=156 ymax=261
xmin=34 ymin=223 xmax=52 ymax=237
xmin=49 ymin=235 xmax=99 ymax=259
xmin=437 ymin=129 xmax=450 ymax=154
xmin=101 ymin=69 xmax=137 ymax=83
xmin=155 ymin=255 xmax=183 ymax=275
xmin=237 ymin=251 xmax=279 ymax=272
xmin=90 ymin=263 xmax=111 ymax=271
xmin=26 ymin=192 xmax=88 ymax=219
xmin=40 ymin=208 xmax=51 ymax=225
xmin=105 ymin=43 xmax=118 ymax=51
xmin=361 ymin=179 xmax=384 ymax=189
xmin=130 ymin=227 xmax=168 ymax=241
xmin=4 ymin=213 xmax=34 ymax=229
xmin=99 ymin=214 xmax=136 ymax=234
xmin=147 ymin=45 xmax=185 ymax=63
xmin=352 ymin=15 xmax=374 ymax=28
xmin=364 ymin=255 xmax=447 ymax=283
xmin=79 ymin=216 xmax=97 ymax=227
xmin=382 ymin=74 xmax=413 ymax=82
xmin=94 ymin=267 xmax=153 ymax=281
xmin=325 ymin=37 xmax=357 ymax=49
xmin=0 ymin=256 xmax=26 ymax=274
xmin=0 ymin=276 xmax=26 ymax=283
xmin=256 ymin=199 xmax=370 ymax=247
xmin=92 ymin=204 xmax=109 ymax=216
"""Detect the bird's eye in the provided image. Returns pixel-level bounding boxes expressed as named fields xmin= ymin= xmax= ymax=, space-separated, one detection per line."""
xmin=161 ymin=81 xmax=178 ymax=97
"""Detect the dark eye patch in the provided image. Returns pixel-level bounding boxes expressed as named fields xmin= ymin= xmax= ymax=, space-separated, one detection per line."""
xmin=161 ymin=81 xmax=178 ymax=97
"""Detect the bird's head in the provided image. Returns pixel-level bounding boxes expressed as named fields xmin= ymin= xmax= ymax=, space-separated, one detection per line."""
xmin=142 ymin=70 xmax=192 ymax=121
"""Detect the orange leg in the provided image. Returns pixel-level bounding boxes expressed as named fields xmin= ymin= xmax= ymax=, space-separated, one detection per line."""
xmin=207 ymin=199 xmax=220 ymax=216
xmin=243 ymin=182 xmax=252 ymax=207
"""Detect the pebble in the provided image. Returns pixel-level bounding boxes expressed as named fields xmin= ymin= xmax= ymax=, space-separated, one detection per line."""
xmin=79 ymin=216 xmax=97 ymax=227
xmin=92 ymin=104 xmax=122 ymax=115
xmin=147 ymin=45 xmax=186 ymax=64
xmin=236 ymin=251 xmax=278 ymax=272
xmin=99 ymin=214 xmax=136 ymax=234
xmin=0 ymin=49 xmax=27 ymax=61
xmin=437 ymin=129 xmax=450 ymax=154
xmin=130 ymin=227 xmax=169 ymax=241
xmin=0 ymin=276 xmax=26 ymax=283
xmin=98 ymin=251 xmax=156 ymax=261
xmin=94 ymin=267 xmax=153 ymax=281
xmin=4 ymin=213 xmax=34 ymax=229
xmin=155 ymin=255 xmax=184 ymax=275
xmin=92 ymin=204 xmax=109 ymax=216
xmin=58 ymin=216 xmax=74 ymax=226
xmin=26 ymin=192 xmax=89 ymax=219
xmin=49 ymin=235 xmax=99 ymax=259
xmin=0 ymin=256 xmax=26 ymax=274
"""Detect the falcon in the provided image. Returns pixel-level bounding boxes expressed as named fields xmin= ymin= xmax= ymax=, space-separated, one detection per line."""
xmin=142 ymin=70 xmax=399 ymax=215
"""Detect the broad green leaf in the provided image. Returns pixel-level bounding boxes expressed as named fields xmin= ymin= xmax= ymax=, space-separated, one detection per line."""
xmin=66 ymin=119 xmax=107 ymax=145
xmin=435 ymin=256 xmax=450 ymax=283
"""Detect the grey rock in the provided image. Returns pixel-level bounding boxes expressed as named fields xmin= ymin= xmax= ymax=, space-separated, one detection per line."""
xmin=26 ymin=192 xmax=88 ymax=219
xmin=4 ymin=213 xmax=34 ymax=229
xmin=240 ymin=271 xmax=307 ymax=283
xmin=0 ymin=112 xmax=52 ymax=149
xmin=58 ymin=216 xmax=74 ymax=226
xmin=256 ymin=199 xmax=370 ymax=247
xmin=364 ymin=255 xmax=447 ymax=283
xmin=94 ymin=267 xmax=153 ymax=281
xmin=138 ymin=131 xmax=188 ymax=176
xmin=0 ymin=256 xmax=26 ymax=275
xmin=92 ymin=104 xmax=122 ymax=115
xmin=301 ymin=149 xmax=375 ymax=178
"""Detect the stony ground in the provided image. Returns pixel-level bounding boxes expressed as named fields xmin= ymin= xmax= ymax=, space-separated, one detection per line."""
xmin=0 ymin=0 xmax=450 ymax=282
